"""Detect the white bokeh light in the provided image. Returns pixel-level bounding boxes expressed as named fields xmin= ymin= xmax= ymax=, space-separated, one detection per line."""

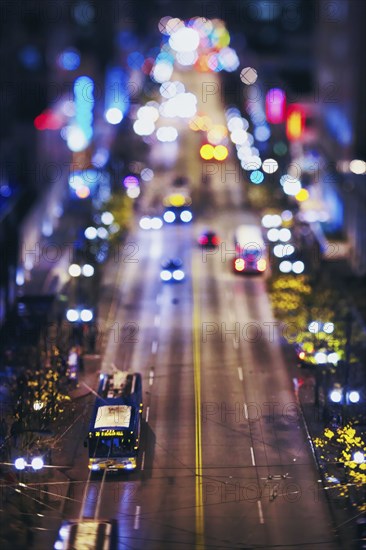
xmin=105 ymin=107 xmax=123 ymax=124
xmin=169 ymin=27 xmax=200 ymax=52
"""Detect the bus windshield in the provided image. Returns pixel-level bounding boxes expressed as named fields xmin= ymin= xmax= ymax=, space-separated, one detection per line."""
xmin=89 ymin=436 xmax=133 ymax=458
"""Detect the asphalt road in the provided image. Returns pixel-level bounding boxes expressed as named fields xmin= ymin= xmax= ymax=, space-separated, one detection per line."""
xmin=50 ymin=71 xmax=339 ymax=549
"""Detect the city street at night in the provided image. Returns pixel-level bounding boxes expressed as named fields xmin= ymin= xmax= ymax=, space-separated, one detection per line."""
xmin=1 ymin=2 xmax=365 ymax=549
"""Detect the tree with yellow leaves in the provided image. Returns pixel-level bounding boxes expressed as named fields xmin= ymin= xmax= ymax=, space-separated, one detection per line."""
xmin=314 ymin=424 xmax=366 ymax=511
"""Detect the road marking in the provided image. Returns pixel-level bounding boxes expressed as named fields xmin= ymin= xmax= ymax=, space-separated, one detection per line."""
xmin=192 ymin=252 xmax=205 ymax=549
xmin=149 ymin=368 xmax=154 ymax=386
xmin=145 ymin=406 xmax=150 ymax=423
xmin=151 ymin=340 xmax=158 ymax=354
xmin=79 ymin=471 xmax=93 ymax=521
xmin=134 ymin=505 xmax=141 ymax=529
xmin=233 ymin=339 xmax=239 ymax=349
xmin=141 ymin=451 xmax=145 ymax=471
xmin=250 ymin=446 xmax=256 ymax=466
xmin=154 ymin=314 xmax=160 ymax=327
xmin=237 ymin=367 xmax=243 ymax=381
xmin=257 ymin=500 xmax=264 ymax=524
xmin=94 ymin=468 xmax=107 ymax=520
xmin=244 ymin=403 xmax=248 ymax=419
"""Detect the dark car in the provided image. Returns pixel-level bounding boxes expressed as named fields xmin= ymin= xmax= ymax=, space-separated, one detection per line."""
xmin=163 ymin=206 xmax=193 ymax=224
xmin=198 ymin=230 xmax=220 ymax=247
xmin=160 ymin=258 xmax=185 ymax=282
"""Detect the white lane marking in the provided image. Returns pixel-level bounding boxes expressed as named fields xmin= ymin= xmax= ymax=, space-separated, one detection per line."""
xmin=154 ymin=314 xmax=160 ymax=327
xmin=156 ymin=293 xmax=161 ymax=305
xmin=233 ymin=339 xmax=239 ymax=350
xmin=149 ymin=369 xmax=154 ymax=386
xmin=94 ymin=468 xmax=107 ymax=520
xmin=244 ymin=403 xmax=248 ymax=420
xmin=134 ymin=505 xmax=141 ymax=529
xmin=257 ymin=501 xmax=264 ymax=524
xmin=250 ymin=446 xmax=256 ymax=466
xmin=145 ymin=406 xmax=150 ymax=423
xmin=151 ymin=340 xmax=158 ymax=354
xmin=79 ymin=471 xmax=93 ymax=520
xmin=237 ymin=367 xmax=243 ymax=381
xmin=141 ymin=451 xmax=145 ymax=471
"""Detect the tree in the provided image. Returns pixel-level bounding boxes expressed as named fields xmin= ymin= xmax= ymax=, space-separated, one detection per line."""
xmin=314 ymin=424 xmax=366 ymax=511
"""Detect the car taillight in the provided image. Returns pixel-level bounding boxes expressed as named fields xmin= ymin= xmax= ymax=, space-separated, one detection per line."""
xmin=211 ymin=236 xmax=219 ymax=245
xmin=257 ymin=259 xmax=267 ymax=271
xmin=235 ymin=258 xmax=245 ymax=271
xmin=199 ymin=236 xmax=208 ymax=245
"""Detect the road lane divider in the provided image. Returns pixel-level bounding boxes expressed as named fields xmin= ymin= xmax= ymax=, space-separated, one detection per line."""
xmin=145 ymin=406 xmax=150 ymax=423
xmin=192 ymin=252 xmax=205 ymax=549
xmin=237 ymin=367 xmax=243 ymax=381
xmin=151 ymin=340 xmax=158 ymax=354
xmin=257 ymin=500 xmax=264 ymax=524
xmin=134 ymin=505 xmax=141 ymax=529
xmin=94 ymin=468 xmax=107 ymax=519
xmin=250 ymin=446 xmax=256 ymax=466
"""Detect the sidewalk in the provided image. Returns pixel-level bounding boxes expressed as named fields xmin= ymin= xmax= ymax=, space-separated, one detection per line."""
xmin=294 ymin=366 xmax=363 ymax=550
xmin=1 ymin=355 xmax=100 ymax=549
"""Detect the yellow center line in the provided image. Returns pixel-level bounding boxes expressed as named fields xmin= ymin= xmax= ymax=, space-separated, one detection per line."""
xmin=192 ymin=252 xmax=205 ymax=549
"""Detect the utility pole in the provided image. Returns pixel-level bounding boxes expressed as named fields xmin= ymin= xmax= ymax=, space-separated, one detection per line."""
xmin=342 ymin=311 xmax=353 ymax=425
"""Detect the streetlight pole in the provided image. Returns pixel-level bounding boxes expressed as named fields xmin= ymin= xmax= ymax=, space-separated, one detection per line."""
xmin=343 ymin=311 xmax=353 ymax=425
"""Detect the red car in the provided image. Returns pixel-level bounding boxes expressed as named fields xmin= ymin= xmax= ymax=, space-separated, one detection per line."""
xmin=198 ymin=230 xmax=220 ymax=248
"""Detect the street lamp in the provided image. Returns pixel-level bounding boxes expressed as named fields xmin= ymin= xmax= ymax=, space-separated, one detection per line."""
xmin=308 ymin=321 xmax=334 ymax=334
xmin=329 ymin=386 xmax=361 ymax=405
xmin=14 ymin=456 xmax=44 ymax=471
xmin=353 ymin=451 xmax=365 ymax=464
xmin=329 ymin=388 xmax=342 ymax=403
xmin=348 ymin=390 xmax=360 ymax=404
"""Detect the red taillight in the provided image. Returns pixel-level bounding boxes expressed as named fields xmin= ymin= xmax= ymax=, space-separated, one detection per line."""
xmin=257 ymin=259 xmax=267 ymax=272
xmin=211 ymin=236 xmax=219 ymax=245
xmin=235 ymin=258 xmax=245 ymax=271
xmin=199 ymin=235 xmax=208 ymax=245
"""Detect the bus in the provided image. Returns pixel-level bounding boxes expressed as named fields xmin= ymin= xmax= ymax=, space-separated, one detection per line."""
xmin=87 ymin=371 xmax=143 ymax=472
xmin=162 ymin=191 xmax=193 ymax=224
xmin=54 ymin=519 xmax=118 ymax=550
xmin=233 ymin=224 xmax=267 ymax=273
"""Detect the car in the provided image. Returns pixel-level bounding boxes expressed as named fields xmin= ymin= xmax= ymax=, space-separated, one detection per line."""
xmin=54 ymin=519 xmax=118 ymax=550
xmin=198 ymin=230 xmax=220 ymax=247
xmin=160 ymin=258 xmax=185 ymax=282
xmin=163 ymin=206 xmax=193 ymax=224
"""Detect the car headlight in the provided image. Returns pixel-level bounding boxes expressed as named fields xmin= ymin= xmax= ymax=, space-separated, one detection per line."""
xmin=173 ymin=269 xmax=185 ymax=280
xmin=151 ymin=217 xmax=163 ymax=230
xmin=163 ymin=211 xmax=175 ymax=223
xmin=139 ymin=216 xmax=151 ymax=230
xmin=180 ymin=210 xmax=192 ymax=222
xmin=91 ymin=463 xmax=100 ymax=471
xmin=160 ymin=270 xmax=172 ymax=281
